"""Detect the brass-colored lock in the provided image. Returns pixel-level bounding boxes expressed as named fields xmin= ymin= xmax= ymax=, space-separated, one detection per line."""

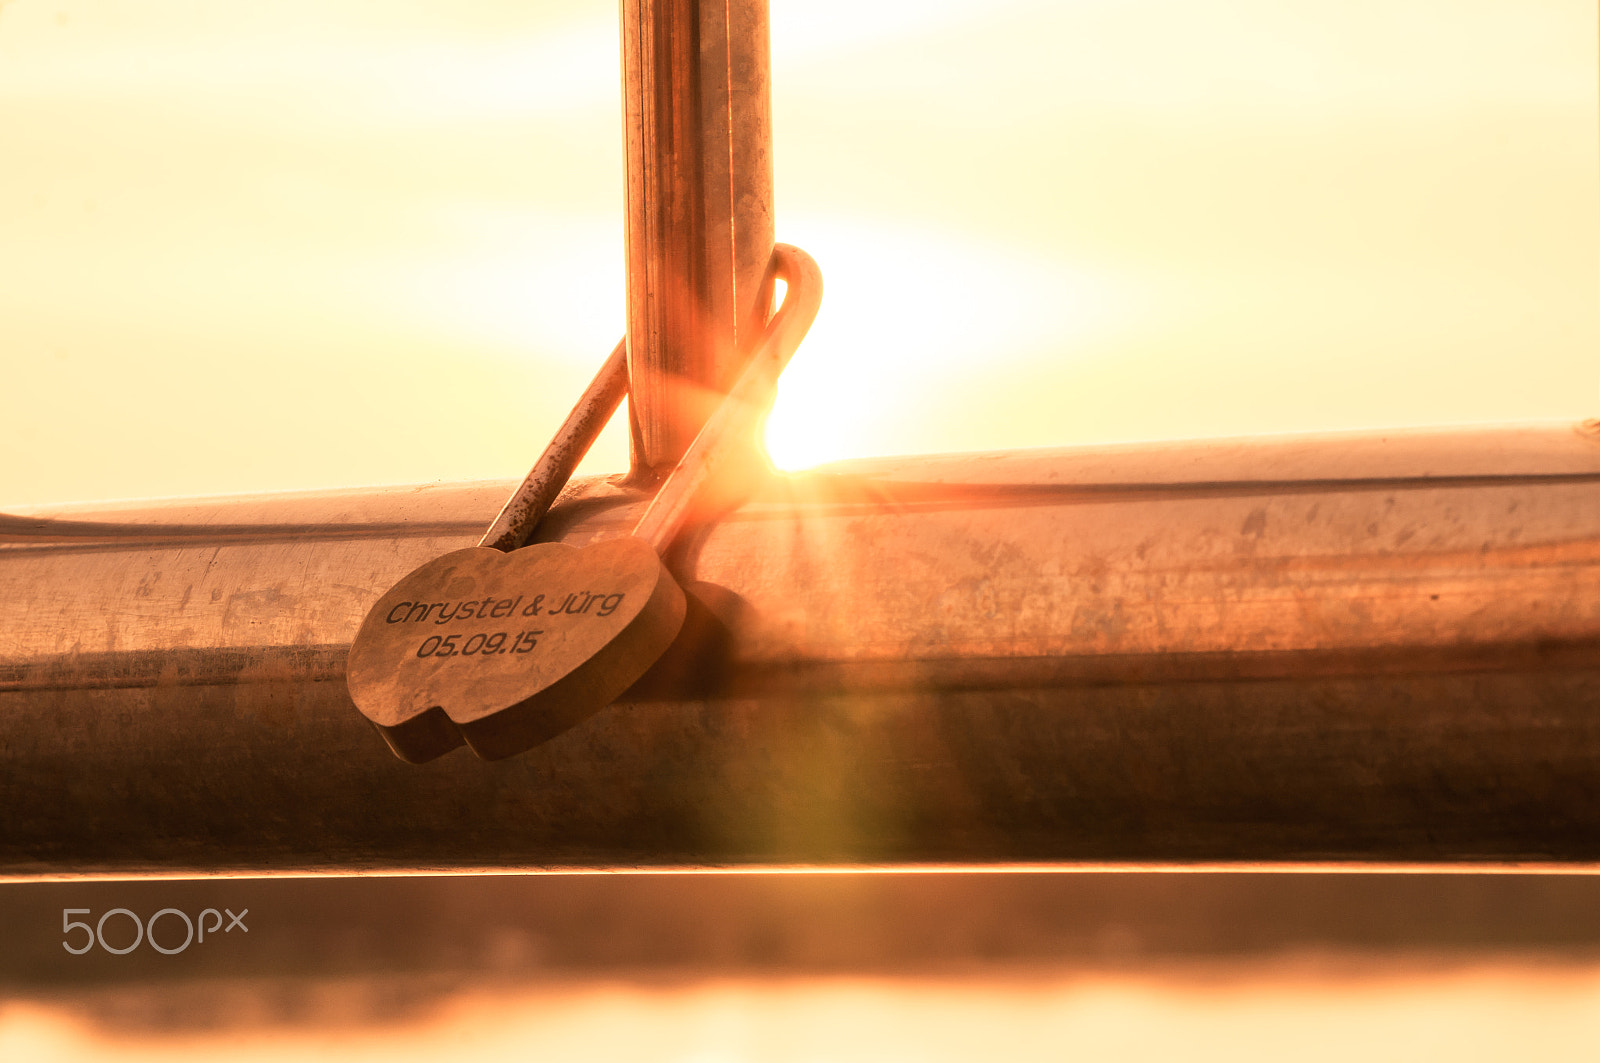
xmin=346 ymin=245 xmax=821 ymax=762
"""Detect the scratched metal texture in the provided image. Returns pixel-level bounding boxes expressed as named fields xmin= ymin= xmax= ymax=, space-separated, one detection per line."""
xmin=4 ymin=423 xmax=1600 ymax=874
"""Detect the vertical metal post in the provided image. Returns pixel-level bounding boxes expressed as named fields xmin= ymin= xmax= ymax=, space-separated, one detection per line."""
xmin=620 ymin=0 xmax=775 ymax=478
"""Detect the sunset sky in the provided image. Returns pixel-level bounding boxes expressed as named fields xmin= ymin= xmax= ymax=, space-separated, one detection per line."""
xmin=1 ymin=0 xmax=1594 ymax=506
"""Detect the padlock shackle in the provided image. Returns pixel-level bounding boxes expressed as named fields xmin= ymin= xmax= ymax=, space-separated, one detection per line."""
xmin=479 ymin=337 xmax=630 ymax=552
xmin=478 ymin=243 xmax=820 ymax=555
xmin=631 ymin=243 xmax=823 ymax=552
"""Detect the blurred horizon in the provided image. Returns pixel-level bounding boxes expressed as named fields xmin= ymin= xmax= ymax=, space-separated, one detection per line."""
xmin=2 ymin=0 xmax=1595 ymax=507
xmin=9 ymin=871 xmax=1600 ymax=1061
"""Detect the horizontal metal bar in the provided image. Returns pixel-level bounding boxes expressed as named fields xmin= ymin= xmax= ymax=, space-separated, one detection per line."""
xmin=4 ymin=423 xmax=1600 ymax=875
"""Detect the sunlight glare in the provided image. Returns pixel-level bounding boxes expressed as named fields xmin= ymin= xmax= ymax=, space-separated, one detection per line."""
xmin=763 ymin=217 xmax=1131 ymax=469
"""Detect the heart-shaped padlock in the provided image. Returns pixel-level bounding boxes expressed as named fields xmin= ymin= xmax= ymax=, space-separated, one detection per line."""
xmin=347 ymin=244 xmax=821 ymax=762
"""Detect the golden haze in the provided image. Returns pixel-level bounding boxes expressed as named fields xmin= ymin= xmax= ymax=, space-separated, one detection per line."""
xmin=0 ymin=0 xmax=1593 ymax=504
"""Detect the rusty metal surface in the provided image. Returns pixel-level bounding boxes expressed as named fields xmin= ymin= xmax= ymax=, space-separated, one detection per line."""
xmin=4 ymin=423 xmax=1600 ymax=874
xmin=479 ymin=338 xmax=628 ymax=553
xmin=621 ymin=0 xmax=776 ymax=473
